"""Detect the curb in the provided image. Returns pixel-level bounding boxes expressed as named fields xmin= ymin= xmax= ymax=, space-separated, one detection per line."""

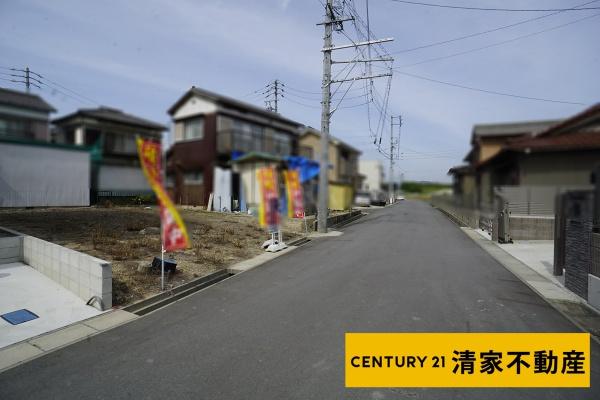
xmin=0 ymin=309 xmax=138 ymax=374
xmin=0 ymin=220 xmax=360 ymax=375
xmin=460 ymin=227 xmax=600 ymax=345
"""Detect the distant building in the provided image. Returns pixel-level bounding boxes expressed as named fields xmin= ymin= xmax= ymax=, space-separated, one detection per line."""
xmin=166 ymin=86 xmax=303 ymax=206
xmin=299 ymin=127 xmax=361 ymax=210
xmin=478 ymin=104 xmax=600 ymax=193
xmin=53 ymin=107 xmax=165 ymax=201
xmin=0 ymin=87 xmax=56 ymax=141
xmin=450 ymin=119 xmax=561 ymax=207
xmin=359 ymin=160 xmax=384 ymax=192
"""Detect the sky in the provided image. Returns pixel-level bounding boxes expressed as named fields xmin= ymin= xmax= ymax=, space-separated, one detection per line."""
xmin=1 ymin=0 xmax=599 ymax=182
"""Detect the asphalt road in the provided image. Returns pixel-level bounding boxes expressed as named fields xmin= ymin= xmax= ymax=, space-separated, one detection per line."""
xmin=1 ymin=201 xmax=598 ymax=399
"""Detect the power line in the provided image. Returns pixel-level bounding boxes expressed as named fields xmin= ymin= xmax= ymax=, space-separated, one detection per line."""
xmin=395 ymin=70 xmax=589 ymax=105
xmin=394 ymin=11 xmax=600 ymax=69
xmin=390 ymin=0 xmax=600 ymax=54
xmin=388 ymin=0 xmax=600 ymax=12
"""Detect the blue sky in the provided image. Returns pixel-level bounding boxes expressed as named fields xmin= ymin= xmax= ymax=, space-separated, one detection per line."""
xmin=1 ymin=0 xmax=599 ymax=182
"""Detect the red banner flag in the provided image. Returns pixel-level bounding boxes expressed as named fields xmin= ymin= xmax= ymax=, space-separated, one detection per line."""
xmin=137 ymin=138 xmax=189 ymax=251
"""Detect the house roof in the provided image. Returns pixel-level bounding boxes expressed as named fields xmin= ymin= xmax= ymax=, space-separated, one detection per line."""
xmin=0 ymin=87 xmax=56 ymax=113
xmin=448 ymin=164 xmax=474 ymax=176
xmin=53 ymin=106 xmax=166 ymax=131
xmin=534 ymin=102 xmax=600 ymax=138
xmin=477 ymin=103 xmax=600 ymax=169
xmin=471 ymin=119 xmax=561 ymax=144
xmin=168 ymin=86 xmax=303 ymax=128
xmin=301 ymin=127 xmax=362 ymax=155
xmin=507 ymin=130 xmax=600 ymax=153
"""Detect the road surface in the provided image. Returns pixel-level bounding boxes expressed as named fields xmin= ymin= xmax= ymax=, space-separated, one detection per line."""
xmin=1 ymin=200 xmax=598 ymax=399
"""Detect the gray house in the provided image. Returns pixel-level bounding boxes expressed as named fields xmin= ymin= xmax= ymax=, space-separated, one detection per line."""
xmin=53 ymin=107 xmax=166 ymax=202
xmin=0 ymin=87 xmax=56 ymax=141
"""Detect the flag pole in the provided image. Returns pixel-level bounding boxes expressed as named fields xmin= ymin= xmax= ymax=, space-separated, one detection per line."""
xmin=161 ymin=138 xmax=165 ymax=291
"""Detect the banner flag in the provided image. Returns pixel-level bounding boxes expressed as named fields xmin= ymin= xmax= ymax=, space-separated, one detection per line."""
xmin=283 ymin=169 xmax=304 ymax=218
xmin=257 ymin=167 xmax=280 ymax=230
xmin=136 ymin=137 xmax=189 ymax=251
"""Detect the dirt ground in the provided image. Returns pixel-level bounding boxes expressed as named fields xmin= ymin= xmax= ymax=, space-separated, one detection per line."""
xmin=0 ymin=207 xmax=298 ymax=306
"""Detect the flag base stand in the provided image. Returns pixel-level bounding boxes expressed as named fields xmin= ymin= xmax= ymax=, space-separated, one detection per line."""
xmin=263 ymin=230 xmax=287 ymax=252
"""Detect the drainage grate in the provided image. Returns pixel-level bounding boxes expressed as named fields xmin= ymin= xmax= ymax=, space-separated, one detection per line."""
xmin=1 ymin=309 xmax=39 ymax=325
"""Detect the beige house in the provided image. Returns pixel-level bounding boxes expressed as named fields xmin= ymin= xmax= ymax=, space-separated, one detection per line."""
xmin=298 ymin=127 xmax=362 ymax=210
xmin=451 ymin=119 xmax=561 ymax=207
xmin=299 ymin=127 xmax=361 ymax=188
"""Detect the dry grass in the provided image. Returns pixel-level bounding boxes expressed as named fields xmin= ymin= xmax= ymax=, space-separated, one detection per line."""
xmin=0 ymin=206 xmax=298 ymax=306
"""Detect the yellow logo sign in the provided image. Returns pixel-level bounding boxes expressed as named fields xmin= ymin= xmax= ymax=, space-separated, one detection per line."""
xmin=346 ymin=333 xmax=589 ymax=387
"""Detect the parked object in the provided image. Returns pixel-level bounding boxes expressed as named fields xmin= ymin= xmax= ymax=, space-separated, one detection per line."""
xmin=354 ymin=191 xmax=371 ymax=207
xmin=370 ymin=190 xmax=387 ymax=206
xmin=152 ymin=257 xmax=177 ymax=274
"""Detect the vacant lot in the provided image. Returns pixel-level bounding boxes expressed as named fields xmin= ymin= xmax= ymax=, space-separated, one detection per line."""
xmin=0 ymin=207 xmax=293 ymax=306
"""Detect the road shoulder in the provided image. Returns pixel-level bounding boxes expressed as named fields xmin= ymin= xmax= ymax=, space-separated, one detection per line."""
xmin=461 ymin=227 xmax=600 ymax=343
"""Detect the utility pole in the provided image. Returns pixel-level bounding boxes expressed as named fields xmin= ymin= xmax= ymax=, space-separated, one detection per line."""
xmin=265 ymin=79 xmax=280 ymax=113
xmin=389 ymin=116 xmax=395 ymax=204
xmin=273 ymin=79 xmax=279 ymax=113
xmin=25 ymin=67 xmax=30 ymax=93
xmin=317 ymin=0 xmax=334 ymax=233
xmin=389 ymin=115 xmax=402 ymax=204
xmin=316 ymin=1 xmax=393 ymax=232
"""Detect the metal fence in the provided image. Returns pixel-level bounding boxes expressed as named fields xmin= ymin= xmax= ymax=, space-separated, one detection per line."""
xmin=495 ymin=185 xmax=593 ymax=216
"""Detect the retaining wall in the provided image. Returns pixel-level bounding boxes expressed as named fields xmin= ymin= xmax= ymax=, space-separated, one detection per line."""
xmin=0 ymin=227 xmax=112 ymax=310
xmin=0 ymin=233 xmax=22 ymax=264
xmin=509 ymin=215 xmax=555 ymax=240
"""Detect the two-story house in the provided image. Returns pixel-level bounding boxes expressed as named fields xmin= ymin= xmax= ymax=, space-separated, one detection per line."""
xmin=52 ymin=107 xmax=166 ymax=201
xmin=0 ymin=87 xmax=56 ymax=141
xmin=166 ymin=86 xmax=303 ymax=206
xmin=299 ymin=127 xmax=361 ymax=210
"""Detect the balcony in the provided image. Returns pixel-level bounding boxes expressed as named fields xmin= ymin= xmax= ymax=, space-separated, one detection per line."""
xmin=217 ymin=129 xmax=292 ymax=157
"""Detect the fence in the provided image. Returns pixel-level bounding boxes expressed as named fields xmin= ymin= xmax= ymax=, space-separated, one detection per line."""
xmin=495 ymin=185 xmax=592 ymax=216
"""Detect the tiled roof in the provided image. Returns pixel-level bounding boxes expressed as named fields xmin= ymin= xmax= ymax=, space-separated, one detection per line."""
xmin=507 ymin=130 xmax=600 ymax=152
xmin=0 ymin=87 xmax=56 ymax=112
xmin=53 ymin=107 xmax=166 ymax=130
xmin=168 ymin=86 xmax=303 ymax=128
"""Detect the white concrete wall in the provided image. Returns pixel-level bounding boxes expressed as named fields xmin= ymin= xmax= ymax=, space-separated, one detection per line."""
xmin=359 ymin=160 xmax=383 ymax=192
xmin=173 ymin=95 xmax=217 ymax=121
xmin=22 ymin=235 xmax=112 ymax=310
xmin=589 ymin=274 xmax=600 ymax=311
xmin=97 ymin=164 xmax=150 ymax=191
xmin=0 ymin=235 xmax=23 ymax=264
xmin=0 ymin=142 xmax=90 ymax=207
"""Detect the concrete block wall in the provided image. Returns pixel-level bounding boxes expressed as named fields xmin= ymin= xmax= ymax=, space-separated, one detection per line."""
xmin=22 ymin=236 xmax=112 ymax=310
xmin=0 ymin=234 xmax=23 ymax=264
xmin=509 ymin=215 xmax=555 ymax=240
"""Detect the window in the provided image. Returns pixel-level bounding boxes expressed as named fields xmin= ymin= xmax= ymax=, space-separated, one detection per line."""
xmin=110 ymin=133 xmax=137 ymax=154
xmin=165 ymin=174 xmax=175 ymax=188
xmin=184 ymin=117 xmax=204 ymax=140
xmin=299 ymin=145 xmax=314 ymax=160
xmin=273 ymin=132 xmax=291 ymax=156
xmin=184 ymin=170 xmax=203 ymax=185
